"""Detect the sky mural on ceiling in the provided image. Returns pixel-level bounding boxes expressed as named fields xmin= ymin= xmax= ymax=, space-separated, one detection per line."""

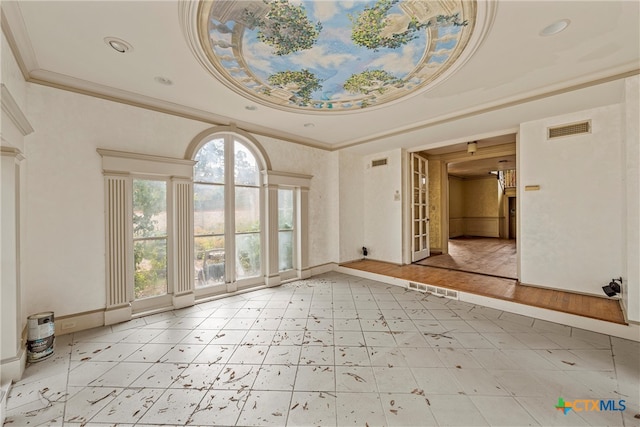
xmin=203 ymin=0 xmax=476 ymax=112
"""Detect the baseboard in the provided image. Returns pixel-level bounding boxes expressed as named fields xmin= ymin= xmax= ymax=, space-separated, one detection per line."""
xmin=55 ymin=309 xmax=105 ymax=335
xmin=0 ymin=347 xmax=26 ymax=384
xmin=519 ymin=280 xmax=619 ymax=300
xmin=309 ymin=262 xmax=336 ymax=276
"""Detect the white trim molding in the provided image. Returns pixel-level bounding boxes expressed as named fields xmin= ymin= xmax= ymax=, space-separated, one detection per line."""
xmin=98 ymin=149 xmax=196 ymax=324
xmin=1 ymin=84 xmax=33 ymax=137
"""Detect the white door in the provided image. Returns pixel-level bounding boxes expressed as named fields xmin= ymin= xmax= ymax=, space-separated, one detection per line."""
xmin=411 ymin=153 xmax=430 ymax=262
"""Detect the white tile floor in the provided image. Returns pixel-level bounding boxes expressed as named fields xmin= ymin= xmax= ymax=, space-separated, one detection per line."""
xmin=5 ymin=272 xmax=639 ymax=426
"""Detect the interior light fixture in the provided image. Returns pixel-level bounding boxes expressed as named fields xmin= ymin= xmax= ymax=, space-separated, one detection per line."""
xmin=104 ymin=37 xmax=133 ymax=54
xmin=540 ymin=19 xmax=570 ymax=37
xmin=467 ymin=141 xmax=477 ymax=155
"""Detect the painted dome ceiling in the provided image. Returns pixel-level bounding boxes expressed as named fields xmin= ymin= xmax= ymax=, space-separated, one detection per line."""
xmin=198 ymin=0 xmax=476 ymax=113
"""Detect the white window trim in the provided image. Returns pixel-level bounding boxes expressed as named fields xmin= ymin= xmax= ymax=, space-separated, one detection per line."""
xmin=98 ymin=149 xmax=196 ymax=324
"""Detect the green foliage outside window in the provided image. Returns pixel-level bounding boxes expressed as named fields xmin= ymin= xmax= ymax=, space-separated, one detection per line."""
xmin=133 ymin=180 xmax=167 ymax=299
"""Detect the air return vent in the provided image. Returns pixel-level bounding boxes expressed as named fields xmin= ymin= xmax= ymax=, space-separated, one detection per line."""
xmin=548 ymin=120 xmax=591 ymax=139
xmin=371 ymin=158 xmax=388 ymax=167
xmin=408 ymin=282 xmax=459 ymax=300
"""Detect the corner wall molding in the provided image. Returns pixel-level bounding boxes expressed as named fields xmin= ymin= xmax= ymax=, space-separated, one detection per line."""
xmin=1 ymin=84 xmax=34 ymax=136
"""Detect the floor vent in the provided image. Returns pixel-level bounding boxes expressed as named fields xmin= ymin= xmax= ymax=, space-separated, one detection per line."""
xmin=548 ymin=120 xmax=591 ymax=139
xmin=408 ymin=282 xmax=459 ymax=300
xmin=371 ymin=158 xmax=388 ymax=167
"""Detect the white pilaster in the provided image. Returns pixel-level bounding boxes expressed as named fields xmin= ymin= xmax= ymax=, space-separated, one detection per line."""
xmin=297 ymin=187 xmax=311 ymax=279
xmin=0 ymin=148 xmax=26 ymax=383
xmin=264 ymin=184 xmax=281 ymax=287
xmin=172 ymin=178 xmax=195 ymax=307
xmin=104 ymin=174 xmax=132 ymax=325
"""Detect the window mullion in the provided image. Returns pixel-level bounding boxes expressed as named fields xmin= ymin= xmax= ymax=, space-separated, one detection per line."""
xmin=224 ymin=135 xmax=235 ymax=288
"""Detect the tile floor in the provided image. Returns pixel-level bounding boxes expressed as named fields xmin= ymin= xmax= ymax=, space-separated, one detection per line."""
xmin=5 ymin=272 xmax=639 ymax=426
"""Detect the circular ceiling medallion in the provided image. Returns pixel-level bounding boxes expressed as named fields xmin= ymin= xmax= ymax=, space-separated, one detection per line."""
xmin=197 ymin=0 xmax=478 ymax=113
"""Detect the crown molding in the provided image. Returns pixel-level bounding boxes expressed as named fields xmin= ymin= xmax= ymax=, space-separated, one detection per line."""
xmin=1 ymin=84 xmax=34 ymax=136
xmin=1 ymin=1 xmax=39 ymax=79
xmin=27 ymin=69 xmax=332 ymax=152
xmin=3 ymin=0 xmax=638 ymax=154
xmin=1 ymin=3 xmax=332 ymax=153
xmin=332 ymin=67 xmax=640 ymax=151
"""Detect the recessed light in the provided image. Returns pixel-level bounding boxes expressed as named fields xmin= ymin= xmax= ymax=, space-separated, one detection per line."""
xmin=540 ymin=19 xmax=570 ymax=37
xmin=245 ymin=105 xmax=257 ymax=111
xmin=154 ymin=76 xmax=173 ymax=86
xmin=304 ymin=123 xmax=315 ymax=128
xmin=104 ymin=37 xmax=133 ymax=53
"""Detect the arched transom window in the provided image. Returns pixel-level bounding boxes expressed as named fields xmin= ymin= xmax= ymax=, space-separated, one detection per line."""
xmin=193 ymin=134 xmax=264 ymax=293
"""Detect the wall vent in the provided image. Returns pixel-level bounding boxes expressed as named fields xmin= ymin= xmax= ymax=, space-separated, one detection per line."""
xmin=547 ymin=120 xmax=591 ymax=139
xmin=408 ymin=282 xmax=458 ymax=300
xmin=371 ymin=158 xmax=388 ymax=167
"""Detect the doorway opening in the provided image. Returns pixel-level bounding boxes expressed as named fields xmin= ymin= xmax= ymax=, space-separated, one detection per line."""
xmin=415 ymin=134 xmax=518 ymax=280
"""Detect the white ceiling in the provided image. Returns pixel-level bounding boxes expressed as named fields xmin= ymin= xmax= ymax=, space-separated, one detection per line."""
xmin=2 ymin=1 xmax=639 ymax=155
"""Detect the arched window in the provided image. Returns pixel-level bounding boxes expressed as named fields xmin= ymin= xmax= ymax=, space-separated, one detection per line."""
xmin=186 ymin=127 xmax=312 ymax=299
xmin=193 ymin=133 xmax=265 ymax=294
xmin=99 ymin=128 xmax=312 ymax=324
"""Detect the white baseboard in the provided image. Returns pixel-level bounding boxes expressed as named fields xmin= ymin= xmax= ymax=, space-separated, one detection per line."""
xmin=309 ymin=262 xmax=336 ymax=276
xmin=172 ymin=292 xmax=195 ymax=309
xmin=0 ymin=347 xmax=26 ymax=384
xmin=55 ymin=310 xmax=104 ymax=336
xmin=104 ymin=305 xmax=132 ymax=326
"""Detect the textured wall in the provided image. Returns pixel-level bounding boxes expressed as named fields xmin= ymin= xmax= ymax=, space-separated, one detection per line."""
xmin=463 ymin=176 xmax=499 ymax=217
xmin=338 ymin=150 xmax=364 ymax=263
xmin=448 ymin=176 xmax=464 ymax=218
xmin=23 ymin=84 xmax=337 ymax=317
xmin=428 ymin=160 xmax=442 ymax=251
xmin=259 ymin=136 xmax=338 ymax=267
xmin=519 ymin=104 xmax=624 ymax=297
xmin=623 ymin=75 xmax=639 ymax=322
xmin=362 ymin=149 xmax=403 ymax=264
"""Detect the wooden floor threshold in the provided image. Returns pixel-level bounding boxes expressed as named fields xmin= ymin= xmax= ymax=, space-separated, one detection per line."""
xmin=341 ymin=259 xmax=626 ymax=325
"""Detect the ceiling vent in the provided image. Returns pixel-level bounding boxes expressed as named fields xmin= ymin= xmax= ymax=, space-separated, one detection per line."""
xmin=547 ymin=120 xmax=591 ymax=139
xmin=371 ymin=158 xmax=388 ymax=167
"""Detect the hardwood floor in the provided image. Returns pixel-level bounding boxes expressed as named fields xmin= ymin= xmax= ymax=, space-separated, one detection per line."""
xmin=341 ymin=259 xmax=626 ymax=325
xmin=416 ymin=237 xmax=517 ymax=279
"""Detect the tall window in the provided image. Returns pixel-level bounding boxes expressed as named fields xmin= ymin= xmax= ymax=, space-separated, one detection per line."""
xmin=194 ymin=138 xmax=225 ymax=287
xmin=278 ymin=189 xmax=294 ymax=272
xmin=132 ymin=179 xmax=168 ymax=300
xmin=194 ymin=135 xmax=262 ymax=290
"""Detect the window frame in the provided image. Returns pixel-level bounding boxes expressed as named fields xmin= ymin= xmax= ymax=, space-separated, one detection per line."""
xmin=130 ymin=175 xmax=172 ymax=313
xmin=98 ymin=149 xmax=195 ymax=323
xmin=191 ymin=133 xmax=266 ymax=298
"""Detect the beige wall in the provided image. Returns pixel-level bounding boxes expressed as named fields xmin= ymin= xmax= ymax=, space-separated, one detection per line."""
xmin=428 ymin=160 xmax=442 ymax=251
xmin=463 ymin=176 xmax=499 ymax=217
xmin=449 ymin=175 xmax=500 ymax=238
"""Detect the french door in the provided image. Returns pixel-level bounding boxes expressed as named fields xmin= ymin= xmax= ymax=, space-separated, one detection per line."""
xmin=411 ymin=153 xmax=430 ymax=262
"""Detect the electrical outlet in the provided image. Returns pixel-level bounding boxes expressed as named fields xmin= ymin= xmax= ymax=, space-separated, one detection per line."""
xmin=61 ymin=321 xmax=76 ymax=330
